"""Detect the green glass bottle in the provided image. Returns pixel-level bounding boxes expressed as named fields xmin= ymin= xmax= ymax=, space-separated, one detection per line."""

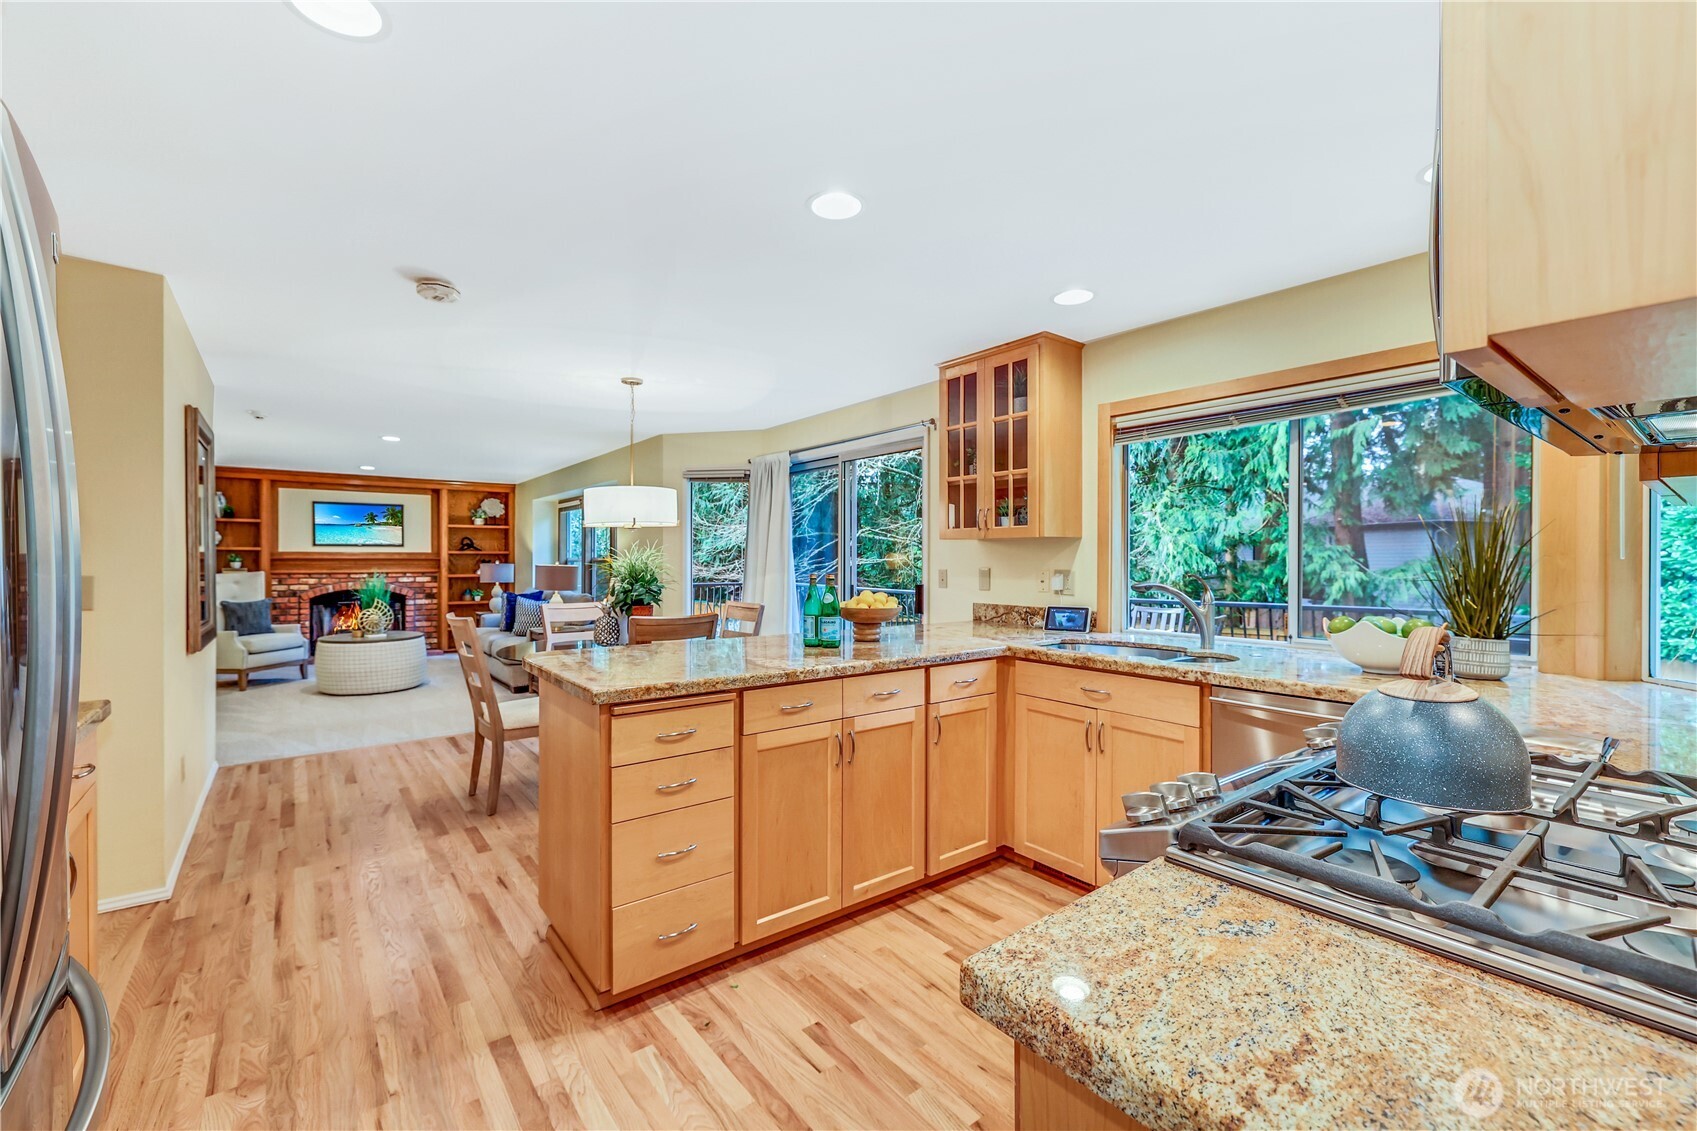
xmin=802 ymin=574 xmax=821 ymax=647
xmin=819 ymin=573 xmax=842 ymax=647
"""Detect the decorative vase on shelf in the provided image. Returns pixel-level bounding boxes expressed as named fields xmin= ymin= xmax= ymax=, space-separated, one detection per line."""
xmin=1451 ymin=635 xmax=1512 ymax=680
xmin=358 ymin=600 xmax=394 ymax=638
xmin=594 ymin=610 xmax=621 ymax=646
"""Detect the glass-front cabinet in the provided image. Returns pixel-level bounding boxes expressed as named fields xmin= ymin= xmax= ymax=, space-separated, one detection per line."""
xmin=937 ymin=332 xmax=1082 ymax=540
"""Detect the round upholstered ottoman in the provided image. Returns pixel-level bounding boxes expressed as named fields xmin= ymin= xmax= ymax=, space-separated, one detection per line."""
xmin=314 ymin=630 xmax=428 ymax=695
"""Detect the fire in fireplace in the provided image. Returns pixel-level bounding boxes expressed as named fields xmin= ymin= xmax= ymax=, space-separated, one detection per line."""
xmin=308 ymin=589 xmax=407 ymax=648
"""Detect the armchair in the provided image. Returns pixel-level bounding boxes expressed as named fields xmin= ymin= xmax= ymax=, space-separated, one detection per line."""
xmin=215 ymin=571 xmax=310 ymax=689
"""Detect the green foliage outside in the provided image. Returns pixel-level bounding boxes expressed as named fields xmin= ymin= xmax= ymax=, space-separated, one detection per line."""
xmin=1655 ymin=497 xmax=1697 ymax=672
xmin=849 ymin=451 xmax=923 ymax=595
xmin=688 ymin=481 xmax=751 ymax=587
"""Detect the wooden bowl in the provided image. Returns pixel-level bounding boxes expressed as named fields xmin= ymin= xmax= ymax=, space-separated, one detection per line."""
xmin=840 ymin=604 xmax=900 ymax=642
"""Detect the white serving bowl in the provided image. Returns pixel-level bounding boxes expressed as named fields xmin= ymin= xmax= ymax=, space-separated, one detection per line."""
xmin=1322 ymin=618 xmax=1409 ymax=674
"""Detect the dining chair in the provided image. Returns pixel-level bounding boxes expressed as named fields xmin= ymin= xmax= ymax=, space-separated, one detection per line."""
xmin=720 ymin=601 xmax=765 ymax=638
xmin=1127 ymin=605 xmax=1187 ymax=633
xmin=448 ymin=615 xmax=539 ymax=816
xmin=540 ymin=601 xmax=600 ymax=650
xmin=627 ymin=612 xmax=720 ymax=644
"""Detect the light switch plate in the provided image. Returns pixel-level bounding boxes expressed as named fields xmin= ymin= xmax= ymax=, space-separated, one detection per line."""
xmin=977 ymin=567 xmax=991 ymax=591
xmin=937 ymin=568 xmax=948 ymax=588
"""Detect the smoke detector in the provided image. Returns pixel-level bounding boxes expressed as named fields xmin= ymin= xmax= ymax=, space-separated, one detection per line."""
xmin=414 ymin=277 xmax=460 ymax=303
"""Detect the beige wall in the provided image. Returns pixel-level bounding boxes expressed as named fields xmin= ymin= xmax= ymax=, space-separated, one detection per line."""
xmin=59 ymin=257 xmax=218 ymax=905
xmin=515 ymin=256 xmax=1436 ymax=627
xmin=275 ymin=487 xmax=433 ymax=552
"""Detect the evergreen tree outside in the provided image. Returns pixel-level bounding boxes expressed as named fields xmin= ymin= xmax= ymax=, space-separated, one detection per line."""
xmin=1652 ymin=494 xmax=1697 ymax=683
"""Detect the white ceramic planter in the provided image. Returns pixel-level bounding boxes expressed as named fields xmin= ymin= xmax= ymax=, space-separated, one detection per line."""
xmin=1451 ymin=635 xmax=1512 ymax=680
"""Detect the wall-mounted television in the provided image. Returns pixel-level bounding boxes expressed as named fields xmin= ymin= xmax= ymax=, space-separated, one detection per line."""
xmin=313 ymin=501 xmax=404 ymax=547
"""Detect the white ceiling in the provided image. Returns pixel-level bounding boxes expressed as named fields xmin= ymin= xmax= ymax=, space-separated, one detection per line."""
xmin=2 ymin=1 xmax=1439 ymax=483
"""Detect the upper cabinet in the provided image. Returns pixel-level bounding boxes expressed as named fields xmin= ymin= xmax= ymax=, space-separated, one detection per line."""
xmin=938 ymin=332 xmax=1082 ymax=539
xmin=1437 ymin=1 xmax=1695 ymax=441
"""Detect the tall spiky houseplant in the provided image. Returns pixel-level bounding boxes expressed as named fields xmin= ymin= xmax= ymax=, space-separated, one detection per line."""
xmin=1421 ymin=504 xmax=1534 ymax=679
xmin=355 ymin=571 xmax=396 ymax=636
xmin=605 ymin=542 xmax=671 ymax=616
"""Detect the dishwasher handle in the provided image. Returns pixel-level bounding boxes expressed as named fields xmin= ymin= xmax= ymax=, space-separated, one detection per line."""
xmin=1210 ymin=696 xmax=1348 ymax=724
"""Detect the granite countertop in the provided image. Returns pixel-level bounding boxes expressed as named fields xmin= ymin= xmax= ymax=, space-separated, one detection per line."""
xmin=526 ymin=622 xmax=1696 ymax=773
xmin=961 ymin=859 xmax=1697 ymax=1130
xmin=76 ymin=699 xmax=111 ymax=731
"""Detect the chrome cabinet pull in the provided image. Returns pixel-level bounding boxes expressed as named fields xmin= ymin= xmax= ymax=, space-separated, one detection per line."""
xmin=1098 ymin=721 xmax=1106 ymax=752
xmin=847 ymin=730 xmax=857 ymax=763
xmin=1084 ymin=718 xmax=1093 ymax=751
xmin=654 ymin=777 xmax=698 ymax=792
xmin=655 ymin=843 xmax=698 ymax=859
xmin=870 ymin=689 xmax=903 ymax=699
xmin=656 ymin=922 xmax=699 ymax=942
xmin=1079 ymin=686 xmax=1110 ymax=697
xmin=655 ymin=727 xmax=698 ymax=740
xmin=951 ymin=677 xmax=979 ymax=687
xmin=932 ymin=715 xmax=942 ymax=744
xmin=780 ymin=700 xmax=814 ymax=712
xmin=72 ymin=763 xmax=95 ymax=780
xmin=835 ymin=731 xmax=843 ymax=766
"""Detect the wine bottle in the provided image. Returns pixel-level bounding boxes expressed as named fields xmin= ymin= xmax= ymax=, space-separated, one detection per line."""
xmin=820 ymin=574 xmax=842 ymax=647
xmin=802 ymin=574 xmax=821 ymax=647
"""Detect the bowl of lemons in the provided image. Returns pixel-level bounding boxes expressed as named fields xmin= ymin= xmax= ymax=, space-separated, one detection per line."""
xmin=839 ymin=590 xmax=902 ymax=641
xmin=1322 ymin=614 xmax=1434 ymax=675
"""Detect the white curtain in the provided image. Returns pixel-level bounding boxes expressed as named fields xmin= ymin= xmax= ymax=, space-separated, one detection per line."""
xmin=744 ymin=451 xmax=797 ymax=635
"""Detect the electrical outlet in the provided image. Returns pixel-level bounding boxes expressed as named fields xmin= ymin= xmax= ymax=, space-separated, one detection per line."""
xmin=978 ymin=567 xmax=991 ymax=591
xmin=1051 ymin=569 xmax=1072 ymax=595
xmin=1037 ymin=572 xmax=1048 ymax=593
xmin=937 ymin=568 xmax=948 ymax=589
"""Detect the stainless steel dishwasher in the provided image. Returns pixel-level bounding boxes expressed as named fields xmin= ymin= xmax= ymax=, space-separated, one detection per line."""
xmin=1209 ymin=687 xmax=1350 ymax=776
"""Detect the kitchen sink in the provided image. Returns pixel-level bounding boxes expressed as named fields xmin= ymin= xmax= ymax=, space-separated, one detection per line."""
xmin=1040 ymin=641 xmax=1237 ymax=663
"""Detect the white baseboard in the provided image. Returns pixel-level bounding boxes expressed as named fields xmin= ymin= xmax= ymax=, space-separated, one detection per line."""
xmin=96 ymin=760 xmax=219 ymax=914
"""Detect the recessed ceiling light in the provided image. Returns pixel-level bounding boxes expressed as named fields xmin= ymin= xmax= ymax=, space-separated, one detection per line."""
xmin=1052 ymin=289 xmax=1094 ymax=306
xmin=359 ymin=465 xmax=376 ymax=472
xmin=808 ymin=191 xmax=862 ymax=220
xmin=1420 ymin=164 xmax=1435 ymax=184
xmin=381 ymin=435 xmax=400 ymax=442
xmin=289 ymin=1 xmax=384 ymax=39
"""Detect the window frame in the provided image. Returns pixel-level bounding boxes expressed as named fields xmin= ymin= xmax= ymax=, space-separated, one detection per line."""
xmin=555 ymin=496 xmax=609 ymax=598
xmin=683 ymin=470 xmax=751 ymax=613
xmin=1644 ymin=485 xmax=1695 ymax=689
xmin=790 ymin=434 xmax=927 ymax=622
xmin=1114 ymin=386 xmax=1538 ymax=658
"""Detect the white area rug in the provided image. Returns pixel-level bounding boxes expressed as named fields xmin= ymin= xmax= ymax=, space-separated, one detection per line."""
xmin=216 ymin=654 xmax=524 ymax=765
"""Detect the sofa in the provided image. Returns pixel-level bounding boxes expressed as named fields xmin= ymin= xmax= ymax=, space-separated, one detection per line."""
xmin=215 ymin=571 xmax=310 ymax=689
xmin=475 ymin=591 xmax=595 ymax=690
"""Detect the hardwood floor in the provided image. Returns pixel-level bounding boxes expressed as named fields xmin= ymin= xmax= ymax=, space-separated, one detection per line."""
xmin=97 ymin=734 xmax=1076 ymax=1129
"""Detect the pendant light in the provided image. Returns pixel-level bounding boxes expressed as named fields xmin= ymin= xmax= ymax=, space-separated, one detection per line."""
xmin=582 ymin=377 xmax=678 ymax=528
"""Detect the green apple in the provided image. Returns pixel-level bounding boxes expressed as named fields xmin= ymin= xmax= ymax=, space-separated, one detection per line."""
xmin=1399 ymin=617 xmax=1433 ymax=637
xmin=1326 ymin=615 xmax=1357 ymax=634
xmin=1364 ymin=615 xmax=1400 ymax=634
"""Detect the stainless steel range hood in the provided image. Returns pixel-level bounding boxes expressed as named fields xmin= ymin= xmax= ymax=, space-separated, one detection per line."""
xmin=1443 ymin=358 xmax=1697 ymax=456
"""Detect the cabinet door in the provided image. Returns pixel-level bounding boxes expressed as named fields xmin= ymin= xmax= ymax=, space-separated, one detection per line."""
xmin=983 ymin=347 xmax=1035 ymax=537
xmin=740 ymin=721 xmax=842 ymax=942
xmin=843 ymin=707 xmax=926 ymax=905
xmin=1094 ymin=710 xmax=1201 ymax=885
xmin=940 ymin=360 xmax=985 ymax=538
xmin=1011 ymin=695 xmax=1097 ymax=882
xmin=927 ymin=696 xmax=997 ymax=875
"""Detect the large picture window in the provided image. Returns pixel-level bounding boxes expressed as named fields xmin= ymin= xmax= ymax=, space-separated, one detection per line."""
xmin=1648 ymin=492 xmax=1697 ymax=687
xmin=556 ymin=498 xmax=610 ymax=597
xmin=1123 ymin=386 xmax=1533 ymax=649
xmin=791 ymin=443 xmax=924 ymax=622
xmin=685 ymin=474 xmax=751 ymax=612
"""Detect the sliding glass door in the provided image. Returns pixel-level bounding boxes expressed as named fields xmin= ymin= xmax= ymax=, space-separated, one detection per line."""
xmin=791 ymin=444 xmax=923 ymax=622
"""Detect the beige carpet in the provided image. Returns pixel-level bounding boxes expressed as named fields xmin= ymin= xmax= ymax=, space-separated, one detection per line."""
xmin=216 ymin=654 xmax=524 ymax=765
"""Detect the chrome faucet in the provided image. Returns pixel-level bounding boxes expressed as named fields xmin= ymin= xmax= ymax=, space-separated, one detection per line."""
xmin=1130 ymin=574 xmax=1218 ymax=652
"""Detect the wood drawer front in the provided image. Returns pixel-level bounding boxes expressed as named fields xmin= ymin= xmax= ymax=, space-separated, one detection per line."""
xmin=611 ymin=747 xmax=734 ymax=823
xmin=742 ymin=680 xmax=842 ymax=734
xmin=1014 ymin=661 xmax=1201 ymax=727
xmin=929 ymin=660 xmax=998 ymax=703
xmin=611 ymin=797 xmax=735 ymax=906
xmin=841 ymin=668 xmax=926 ymax=716
xmin=611 ymin=873 xmax=736 ymax=992
xmin=611 ymin=701 xmax=736 ymax=767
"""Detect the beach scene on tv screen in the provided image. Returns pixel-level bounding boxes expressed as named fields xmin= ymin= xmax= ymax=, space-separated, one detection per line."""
xmin=313 ymin=501 xmax=404 ymax=546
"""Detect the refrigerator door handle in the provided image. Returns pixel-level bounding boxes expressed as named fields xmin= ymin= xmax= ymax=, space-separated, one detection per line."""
xmin=62 ymin=958 xmax=109 ymax=1131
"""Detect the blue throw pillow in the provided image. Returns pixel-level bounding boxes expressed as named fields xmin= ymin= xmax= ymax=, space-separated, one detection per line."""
xmin=220 ymin=598 xmax=273 ymax=636
xmin=501 ymin=589 xmax=545 ymax=632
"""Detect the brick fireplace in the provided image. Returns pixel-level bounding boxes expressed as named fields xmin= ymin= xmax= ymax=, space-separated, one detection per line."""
xmin=268 ymin=569 xmax=443 ymax=650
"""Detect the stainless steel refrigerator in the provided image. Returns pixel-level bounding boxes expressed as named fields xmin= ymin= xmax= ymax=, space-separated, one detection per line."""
xmin=0 ymin=102 xmax=110 ymax=1131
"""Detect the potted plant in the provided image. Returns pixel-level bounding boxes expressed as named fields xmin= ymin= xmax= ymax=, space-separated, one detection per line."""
xmin=605 ymin=541 xmax=671 ymax=617
xmin=1421 ymin=503 xmax=1535 ymax=680
xmin=964 ymin=445 xmax=977 ymax=476
xmin=226 ymin=553 xmax=244 ymax=570
xmin=356 ymin=572 xmax=396 ymax=637
xmin=995 ymin=498 xmax=1010 ymax=527
xmin=470 ymin=506 xmax=487 ymax=526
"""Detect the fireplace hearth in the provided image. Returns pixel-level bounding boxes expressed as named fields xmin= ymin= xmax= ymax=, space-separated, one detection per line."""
xmin=308 ymin=589 xmax=407 ymax=648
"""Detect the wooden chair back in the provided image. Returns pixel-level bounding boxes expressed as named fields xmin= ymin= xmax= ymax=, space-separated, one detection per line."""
xmin=449 ymin=615 xmax=502 ymax=733
xmin=541 ymin=601 xmax=600 ymax=650
xmin=719 ymin=601 xmax=764 ymax=638
xmin=1127 ymin=605 xmax=1186 ymax=633
xmin=627 ymin=612 xmax=720 ymax=644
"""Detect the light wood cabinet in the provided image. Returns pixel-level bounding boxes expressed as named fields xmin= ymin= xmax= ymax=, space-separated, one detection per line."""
xmin=1093 ymin=711 xmax=1201 ymax=885
xmin=740 ymin=720 xmax=843 ymax=942
xmin=842 ymin=707 xmax=926 ymax=905
xmin=1438 ymin=1 xmax=1695 ymax=429
xmin=1011 ymin=695 xmax=1099 ymax=881
xmin=938 ymin=333 xmax=1083 ymax=539
xmin=927 ymin=694 xmax=998 ymax=875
